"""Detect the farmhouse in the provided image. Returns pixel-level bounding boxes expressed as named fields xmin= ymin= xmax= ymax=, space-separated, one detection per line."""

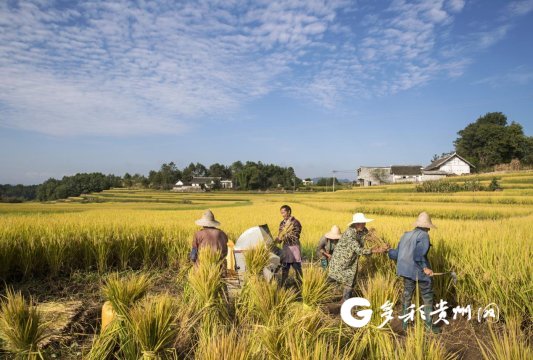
xmin=302 ymin=179 xmax=314 ymax=186
xmin=390 ymin=166 xmax=423 ymax=183
xmin=357 ymin=166 xmax=391 ymax=186
xmin=424 ymin=152 xmax=474 ymax=175
xmin=172 ymin=177 xmax=233 ymax=192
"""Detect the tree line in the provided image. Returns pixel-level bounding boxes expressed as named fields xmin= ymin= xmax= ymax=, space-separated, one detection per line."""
xmin=140 ymin=161 xmax=301 ymax=191
xmin=2 ymin=161 xmax=301 ymax=202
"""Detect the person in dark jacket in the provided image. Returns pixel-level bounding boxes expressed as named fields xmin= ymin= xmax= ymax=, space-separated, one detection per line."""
xmin=387 ymin=212 xmax=440 ymax=333
xmin=275 ymin=205 xmax=302 ymax=288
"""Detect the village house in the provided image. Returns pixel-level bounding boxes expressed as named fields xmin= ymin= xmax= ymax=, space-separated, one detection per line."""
xmin=302 ymin=179 xmax=314 ymax=186
xmin=423 ymin=152 xmax=474 ymax=176
xmin=357 ymin=166 xmax=423 ymax=186
xmin=357 ymin=153 xmax=475 ymax=186
xmin=357 ymin=166 xmax=392 ymax=186
xmin=172 ymin=177 xmax=233 ymax=192
xmin=390 ymin=166 xmax=423 ymax=183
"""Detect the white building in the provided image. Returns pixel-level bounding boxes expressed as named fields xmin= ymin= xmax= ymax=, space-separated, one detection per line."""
xmin=357 ymin=166 xmax=391 ymax=186
xmin=424 ymin=152 xmax=474 ymax=176
xmin=302 ymin=179 xmax=314 ymax=186
xmin=390 ymin=166 xmax=423 ymax=183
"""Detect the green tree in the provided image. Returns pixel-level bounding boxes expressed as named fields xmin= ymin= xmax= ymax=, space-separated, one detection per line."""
xmin=454 ymin=112 xmax=532 ymax=169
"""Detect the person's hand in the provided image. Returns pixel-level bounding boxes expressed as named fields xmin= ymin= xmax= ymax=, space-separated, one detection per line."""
xmin=383 ymin=243 xmax=391 ymax=251
xmin=423 ymin=268 xmax=434 ymax=276
xmin=371 ymin=246 xmax=384 ymax=254
xmin=325 ymin=253 xmax=332 ymax=259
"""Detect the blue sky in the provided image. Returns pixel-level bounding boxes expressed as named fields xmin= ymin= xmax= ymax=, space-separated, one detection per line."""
xmin=1 ymin=0 xmax=532 ymax=184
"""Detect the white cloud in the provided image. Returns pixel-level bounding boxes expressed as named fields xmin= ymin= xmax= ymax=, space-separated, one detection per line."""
xmin=447 ymin=0 xmax=465 ymax=13
xmin=0 ymin=0 xmax=525 ymax=134
xmin=507 ymin=0 xmax=533 ymax=16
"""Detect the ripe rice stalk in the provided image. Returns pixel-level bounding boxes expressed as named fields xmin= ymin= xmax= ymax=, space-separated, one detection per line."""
xmin=236 ymin=275 xmax=297 ymax=325
xmin=0 ymin=289 xmax=47 ymax=360
xmin=394 ymin=320 xmax=457 ymax=360
xmin=244 ymin=244 xmax=271 ymax=276
xmin=86 ymin=320 xmax=121 ymax=360
xmin=477 ymin=317 xmax=532 ymax=360
xmin=195 ymin=328 xmax=257 ymax=360
xmin=300 ymin=266 xmax=336 ymax=308
xmin=366 ymin=228 xmax=389 ymax=247
xmin=358 ymin=272 xmax=401 ymax=327
xmin=185 ymin=248 xmax=229 ymax=327
xmin=102 ymin=272 xmax=153 ymax=317
xmin=126 ymin=294 xmax=178 ymax=360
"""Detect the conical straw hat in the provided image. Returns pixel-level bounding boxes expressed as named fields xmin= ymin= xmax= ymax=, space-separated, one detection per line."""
xmin=195 ymin=209 xmax=221 ymax=227
xmin=347 ymin=212 xmax=374 ymax=226
xmin=413 ymin=212 xmax=436 ymax=229
xmin=324 ymin=225 xmax=342 ymax=239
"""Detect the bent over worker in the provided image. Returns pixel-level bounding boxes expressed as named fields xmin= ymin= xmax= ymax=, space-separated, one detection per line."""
xmin=387 ymin=211 xmax=441 ymax=333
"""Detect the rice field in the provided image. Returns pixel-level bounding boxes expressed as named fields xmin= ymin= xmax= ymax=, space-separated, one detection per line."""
xmin=0 ymin=171 xmax=532 ymax=359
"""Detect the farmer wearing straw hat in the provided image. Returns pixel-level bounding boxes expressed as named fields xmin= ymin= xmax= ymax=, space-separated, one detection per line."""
xmin=316 ymin=225 xmax=342 ymax=270
xmin=387 ymin=211 xmax=441 ymax=333
xmin=328 ymin=213 xmax=389 ymax=302
xmin=190 ymin=209 xmax=228 ymax=272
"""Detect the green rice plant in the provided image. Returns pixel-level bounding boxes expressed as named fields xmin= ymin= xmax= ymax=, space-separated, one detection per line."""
xmin=102 ymin=272 xmax=153 ymax=316
xmin=243 ymin=243 xmax=271 ymax=276
xmin=0 ymin=289 xmax=47 ymax=360
xmin=300 ymin=265 xmax=336 ymax=308
xmin=478 ymin=317 xmax=532 ymax=360
xmin=127 ymin=294 xmax=178 ymax=360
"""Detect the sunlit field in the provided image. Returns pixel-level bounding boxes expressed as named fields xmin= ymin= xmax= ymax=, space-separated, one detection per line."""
xmin=0 ymin=171 xmax=531 ymax=359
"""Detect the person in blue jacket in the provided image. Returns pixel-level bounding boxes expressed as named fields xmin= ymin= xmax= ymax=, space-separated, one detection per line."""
xmin=387 ymin=212 xmax=441 ymax=333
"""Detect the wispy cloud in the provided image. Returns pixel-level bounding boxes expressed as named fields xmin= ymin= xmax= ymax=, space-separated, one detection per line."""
xmin=0 ymin=0 xmax=528 ymax=135
xmin=507 ymin=0 xmax=533 ymax=16
xmin=474 ymin=67 xmax=533 ymax=87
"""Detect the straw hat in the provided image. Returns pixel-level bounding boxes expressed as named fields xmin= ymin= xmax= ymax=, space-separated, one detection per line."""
xmin=347 ymin=213 xmax=374 ymax=226
xmin=324 ymin=225 xmax=342 ymax=240
xmin=413 ymin=212 xmax=436 ymax=229
xmin=195 ymin=209 xmax=220 ymax=227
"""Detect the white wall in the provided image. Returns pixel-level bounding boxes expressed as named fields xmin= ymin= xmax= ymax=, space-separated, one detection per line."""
xmin=439 ymin=157 xmax=471 ymax=175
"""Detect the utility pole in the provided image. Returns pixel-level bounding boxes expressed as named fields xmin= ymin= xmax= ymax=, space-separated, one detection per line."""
xmin=332 ymin=169 xmax=357 ymax=191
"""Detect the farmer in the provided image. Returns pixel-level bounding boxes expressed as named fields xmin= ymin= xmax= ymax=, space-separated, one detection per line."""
xmin=328 ymin=213 xmax=388 ymax=302
xmin=387 ymin=212 xmax=440 ymax=333
xmin=275 ymin=204 xmax=303 ymax=288
xmin=190 ymin=209 xmax=228 ymax=274
xmin=316 ymin=225 xmax=342 ymax=270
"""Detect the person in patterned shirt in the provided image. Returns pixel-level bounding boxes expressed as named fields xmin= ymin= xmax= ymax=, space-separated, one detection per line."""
xmin=328 ymin=213 xmax=389 ymax=302
xmin=275 ymin=204 xmax=303 ymax=288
